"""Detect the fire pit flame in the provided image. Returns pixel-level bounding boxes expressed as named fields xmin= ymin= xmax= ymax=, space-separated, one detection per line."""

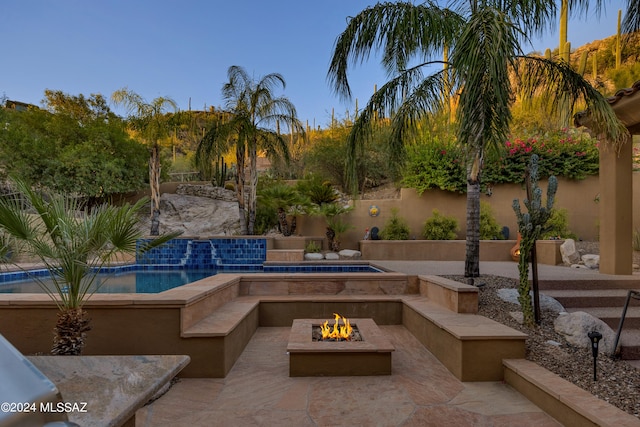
xmin=320 ymin=313 xmax=353 ymax=341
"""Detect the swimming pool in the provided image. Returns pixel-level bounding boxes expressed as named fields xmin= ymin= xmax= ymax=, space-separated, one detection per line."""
xmin=0 ymin=264 xmax=383 ymax=294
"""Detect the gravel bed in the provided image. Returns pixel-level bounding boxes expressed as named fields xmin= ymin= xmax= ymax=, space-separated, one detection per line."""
xmin=445 ymin=274 xmax=640 ymax=418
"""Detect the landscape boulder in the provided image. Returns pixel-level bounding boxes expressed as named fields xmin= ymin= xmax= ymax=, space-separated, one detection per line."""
xmin=176 ymin=184 xmax=236 ymax=202
xmin=554 ymin=311 xmax=617 ymax=355
xmin=338 ymin=249 xmax=362 ymax=259
xmin=560 ymin=239 xmax=581 ymax=265
xmin=158 ymin=193 xmax=240 ymax=236
xmin=581 ymin=254 xmax=600 ymax=269
xmin=497 ymin=289 xmax=565 ymax=314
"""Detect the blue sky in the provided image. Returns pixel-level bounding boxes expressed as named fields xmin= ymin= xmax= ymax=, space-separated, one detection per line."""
xmin=0 ymin=0 xmax=627 ymax=127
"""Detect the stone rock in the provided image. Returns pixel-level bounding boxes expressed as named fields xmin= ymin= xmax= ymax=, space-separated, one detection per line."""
xmin=581 ymin=254 xmax=600 ymax=269
xmin=304 ymin=253 xmax=324 ymax=260
xmin=497 ymin=289 xmax=565 ymax=313
xmin=324 ymin=252 xmax=340 ymax=260
xmin=553 ymin=311 xmax=617 ymax=355
xmin=157 ymin=193 xmax=240 ymax=236
xmin=338 ymin=249 xmax=362 ymax=259
xmin=509 ymin=311 xmax=524 ymax=324
xmin=560 ymin=239 xmax=581 ymax=265
xmin=176 ymin=184 xmax=236 ymax=202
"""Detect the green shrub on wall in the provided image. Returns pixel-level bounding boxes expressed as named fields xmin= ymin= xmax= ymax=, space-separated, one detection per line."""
xmin=480 ymin=201 xmax=504 ymax=240
xmin=541 ymin=208 xmax=577 ymax=239
xmin=403 ymin=128 xmax=598 ymax=194
xmin=380 ymin=208 xmax=410 ymax=240
xmin=484 ymin=128 xmax=599 ymax=185
xmin=422 ymin=209 xmax=459 ymax=240
xmin=402 ymin=139 xmax=466 ymax=194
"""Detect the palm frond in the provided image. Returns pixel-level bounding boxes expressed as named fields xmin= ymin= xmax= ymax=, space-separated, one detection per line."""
xmin=195 ymin=119 xmax=234 ymax=170
xmin=327 ymin=1 xmax=465 ymax=99
xmin=491 ymin=0 xmax=556 ymax=40
xmin=452 ymin=6 xmax=522 ymax=152
xmin=622 ymin=0 xmax=640 ymax=34
xmin=515 ymin=55 xmax=628 ymax=146
xmin=343 ymin=64 xmax=447 ymax=192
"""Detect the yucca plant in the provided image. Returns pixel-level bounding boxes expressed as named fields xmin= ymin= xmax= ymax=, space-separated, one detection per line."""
xmin=0 ymin=178 xmax=180 ymax=355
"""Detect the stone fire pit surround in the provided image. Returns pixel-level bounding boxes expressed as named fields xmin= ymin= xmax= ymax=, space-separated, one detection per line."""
xmin=287 ymin=318 xmax=395 ymax=377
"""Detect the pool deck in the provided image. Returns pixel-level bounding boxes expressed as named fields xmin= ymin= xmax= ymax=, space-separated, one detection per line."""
xmin=136 ymin=326 xmax=562 ymax=427
xmin=2 ymin=260 xmax=639 ymax=426
xmin=135 ymin=261 xmax=640 ymax=427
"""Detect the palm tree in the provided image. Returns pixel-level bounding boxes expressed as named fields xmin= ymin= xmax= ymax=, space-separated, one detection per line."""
xmin=0 ymin=178 xmax=180 ymax=355
xmin=257 ymin=183 xmax=310 ymax=236
xmin=328 ymin=1 xmax=627 ymax=277
xmin=111 ymin=88 xmax=178 ymax=235
xmin=195 ymin=65 xmax=305 ymax=235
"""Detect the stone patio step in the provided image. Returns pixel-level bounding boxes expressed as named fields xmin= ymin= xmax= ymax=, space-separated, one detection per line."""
xmin=542 ymin=289 xmax=640 ymax=308
xmin=182 ymin=298 xmax=259 ymax=337
xmin=537 ymin=278 xmax=640 ymax=291
xmin=618 ymin=329 xmax=640 ymax=360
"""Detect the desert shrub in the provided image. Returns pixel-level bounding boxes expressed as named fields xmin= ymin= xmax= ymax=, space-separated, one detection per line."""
xmin=402 ymin=139 xmax=465 ymax=194
xmin=541 ymin=208 xmax=577 ymax=239
xmin=633 ymin=230 xmax=640 ymax=252
xmin=254 ymin=205 xmax=278 ymax=235
xmin=480 ymin=201 xmax=504 ymax=240
xmin=422 ymin=209 xmax=458 ymax=240
xmin=380 ymin=208 xmax=410 ymax=240
xmin=305 ymin=241 xmax=321 ymax=253
xmin=295 ymin=174 xmax=338 ymax=206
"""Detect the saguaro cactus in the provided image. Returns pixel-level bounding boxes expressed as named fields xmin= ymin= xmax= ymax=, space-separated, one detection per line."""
xmin=560 ymin=0 xmax=569 ymax=63
xmin=213 ymin=157 xmax=227 ymax=188
xmin=578 ymin=51 xmax=588 ymax=75
xmin=615 ymin=9 xmax=622 ymax=69
xmin=512 ymin=155 xmax=558 ymax=326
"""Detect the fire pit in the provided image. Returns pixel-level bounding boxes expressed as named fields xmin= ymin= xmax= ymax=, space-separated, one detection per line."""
xmin=287 ymin=315 xmax=394 ymax=377
xmin=313 ymin=313 xmax=362 ymax=342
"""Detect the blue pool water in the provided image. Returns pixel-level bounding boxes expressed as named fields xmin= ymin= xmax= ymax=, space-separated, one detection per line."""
xmin=0 ymin=264 xmax=383 ymax=294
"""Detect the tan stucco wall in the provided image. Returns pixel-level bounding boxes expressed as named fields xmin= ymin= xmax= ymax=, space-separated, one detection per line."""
xmin=296 ymin=176 xmax=605 ymax=250
xmin=148 ymin=173 xmax=640 ymax=253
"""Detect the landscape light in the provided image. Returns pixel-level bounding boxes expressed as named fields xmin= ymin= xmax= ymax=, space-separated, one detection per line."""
xmin=588 ymin=331 xmax=603 ymax=381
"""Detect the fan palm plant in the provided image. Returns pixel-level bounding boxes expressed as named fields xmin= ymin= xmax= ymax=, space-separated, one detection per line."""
xmin=316 ymin=203 xmax=354 ymax=252
xmin=257 ymin=183 xmax=310 ymax=236
xmin=0 ymin=178 xmax=180 ymax=355
xmin=196 ymin=65 xmax=305 ymax=235
xmin=328 ymin=0 xmax=627 ymax=277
